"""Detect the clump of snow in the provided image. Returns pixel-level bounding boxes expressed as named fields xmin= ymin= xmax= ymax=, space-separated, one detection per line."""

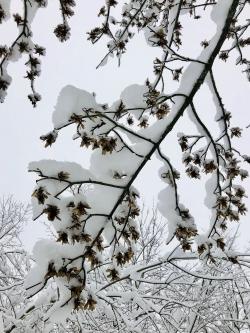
xmin=52 ymin=85 xmax=103 ymax=128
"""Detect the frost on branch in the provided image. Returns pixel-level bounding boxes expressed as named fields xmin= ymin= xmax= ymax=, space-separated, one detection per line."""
xmin=5 ymin=207 xmax=250 ymax=332
xmin=25 ymin=0 xmax=250 ymax=331
xmin=0 ymin=196 xmax=32 ymax=331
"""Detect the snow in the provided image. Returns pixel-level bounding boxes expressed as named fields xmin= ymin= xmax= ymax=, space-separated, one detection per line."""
xmin=52 ymin=85 xmax=102 ymax=128
xmin=0 ymin=312 xmax=3 ymax=333
xmin=158 ymin=183 xmax=179 ymax=244
xmin=29 ymin=160 xmax=93 ymax=182
xmin=119 ymin=84 xmax=148 ymax=117
xmin=90 ymin=145 xmax=141 ymax=181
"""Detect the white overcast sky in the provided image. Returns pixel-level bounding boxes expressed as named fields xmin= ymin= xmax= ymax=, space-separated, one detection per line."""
xmin=0 ymin=0 xmax=249 ymax=251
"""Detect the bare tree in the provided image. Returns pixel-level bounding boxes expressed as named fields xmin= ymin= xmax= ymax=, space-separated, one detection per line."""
xmin=0 ymin=196 xmax=31 ymax=330
xmin=53 ymin=213 xmax=250 ymax=333
xmin=11 ymin=209 xmax=250 ymax=333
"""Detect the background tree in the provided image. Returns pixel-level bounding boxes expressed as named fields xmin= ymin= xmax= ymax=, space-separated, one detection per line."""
xmin=0 ymin=196 xmax=31 ymax=330
xmin=3 ymin=210 xmax=250 ymax=333
xmin=49 ymin=213 xmax=250 ymax=333
xmin=5 ymin=208 xmax=250 ymax=332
